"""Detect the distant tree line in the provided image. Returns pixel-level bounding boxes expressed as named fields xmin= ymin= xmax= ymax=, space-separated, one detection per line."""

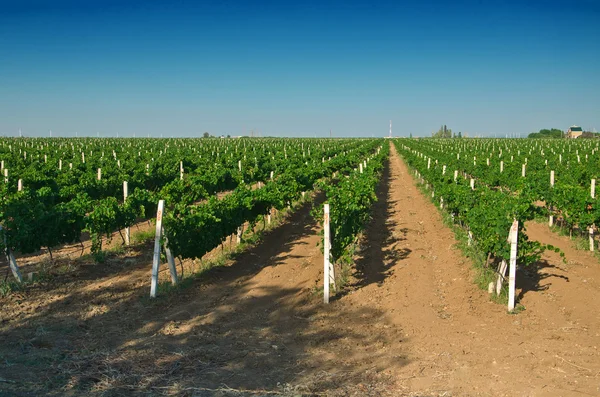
xmin=527 ymin=128 xmax=564 ymax=139
xmin=528 ymin=128 xmax=600 ymax=139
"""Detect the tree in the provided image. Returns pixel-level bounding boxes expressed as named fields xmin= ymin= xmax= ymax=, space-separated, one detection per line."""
xmin=432 ymin=125 xmax=452 ymax=138
xmin=527 ymin=128 xmax=563 ymax=139
xmin=227 ymin=134 xmax=231 ymax=138
xmin=203 ymin=132 xmax=210 ymax=138
xmin=458 ymin=131 xmax=462 ymax=138
xmin=409 ymin=133 xmax=413 ymax=138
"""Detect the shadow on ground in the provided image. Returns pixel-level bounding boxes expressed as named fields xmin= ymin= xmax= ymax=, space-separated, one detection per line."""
xmin=516 ymin=259 xmax=570 ymax=302
xmin=350 ymin=158 xmax=411 ymax=291
xmin=0 ymin=194 xmax=407 ymax=396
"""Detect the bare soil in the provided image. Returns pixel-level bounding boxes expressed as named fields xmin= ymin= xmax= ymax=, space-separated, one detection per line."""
xmin=0 ymin=143 xmax=599 ymax=396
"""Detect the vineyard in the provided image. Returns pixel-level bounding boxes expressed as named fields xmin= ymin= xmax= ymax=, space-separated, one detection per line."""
xmin=1 ymin=138 xmax=599 ymax=396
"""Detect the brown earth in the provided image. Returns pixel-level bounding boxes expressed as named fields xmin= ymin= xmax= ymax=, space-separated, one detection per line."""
xmin=0 ymin=143 xmax=599 ymax=396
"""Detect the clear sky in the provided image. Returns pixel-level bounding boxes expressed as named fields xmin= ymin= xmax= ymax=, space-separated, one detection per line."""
xmin=0 ymin=0 xmax=598 ymax=137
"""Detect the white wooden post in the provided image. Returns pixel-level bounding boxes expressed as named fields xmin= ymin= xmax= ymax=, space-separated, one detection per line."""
xmin=324 ymin=204 xmax=331 ymax=304
xmin=500 ymin=161 xmax=504 ymax=173
xmin=442 ymin=165 xmax=446 ymax=175
xmin=238 ymin=160 xmax=242 ymax=172
xmin=496 ymin=260 xmax=508 ymax=295
xmin=150 ymin=200 xmax=165 ymax=298
xmin=270 ymin=171 xmax=274 ymax=180
xmin=163 ymin=235 xmax=178 ymax=285
xmin=82 ymin=152 xmax=85 ymax=163
xmin=4 ymin=169 xmax=7 ymax=183
xmin=427 ymin=158 xmax=431 ymax=169
xmin=454 ymin=170 xmax=458 ymax=182
xmin=59 ymin=159 xmax=62 ymax=170
xmin=1 ymin=226 xmax=22 ymax=283
xmin=97 ymin=168 xmax=101 ymax=180
xmin=123 ymin=181 xmax=130 ymax=245
xmin=522 ymin=164 xmax=526 ymax=177
xmin=236 ymin=227 xmax=242 ymax=244
xmin=359 ymin=163 xmax=363 ymax=173
xmin=468 ymin=230 xmax=473 ymax=246
xmin=508 ymin=220 xmax=519 ymax=312
xmin=470 ymin=178 xmax=475 ymax=190
xmin=589 ymin=227 xmax=594 ymax=252
xmin=591 ymin=179 xmax=596 ymax=199
xmin=17 ymin=179 xmax=22 ymax=191
xmin=180 ymin=161 xmax=184 ymax=180
xmin=549 ymin=171 xmax=555 ymax=227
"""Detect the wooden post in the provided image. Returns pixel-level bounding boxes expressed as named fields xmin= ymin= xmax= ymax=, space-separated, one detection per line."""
xmin=150 ymin=200 xmax=165 ymax=298
xmin=97 ymin=168 xmax=101 ymax=180
xmin=522 ymin=164 xmax=526 ymax=177
xmin=468 ymin=230 xmax=473 ymax=246
xmin=549 ymin=171 xmax=555 ymax=227
xmin=236 ymin=227 xmax=242 ymax=244
xmin=470 ymin=178 xmax=475 ymax=190
xmin=427 ymin=158 xmax=431 ymax=169
xmin=180 ymin=161 xmax=184 ymax=180
xmin=163 ymin=235 xmax=178 ymax=285
xmin=442 ymin=165 xmax=446 ymax=175
xmin=270 ymin=171 xmax=274 ymax=180
xmin=496 ymin=260 xmax=508 ymax=295
xmin=590 ymin=227 xmax=594 ymax=252
xmin=82 ymin=152 xmax=85 ymax=163
xmin=359 ymin=163 xmax=363 ymax=173
xmin=123 ymin=181 xmax=130 ymax=245
xmin=500 ymin=161 xmax=504 ymax=173
xmin=508 ymin=219 xmax=519 ymax=312
xmin=1 ymin=226 xmax=22 ymax=283
xmin=4 ymin=169 xmax=7 ymax=183
xmin=591 ymin=179 xmax=596 ymax=199
xmin=454 ymin=170 xmax=458 ymax=182
xmin=238 ymin=160 xmax=242 ymax=172
xmin=324 ymin=204 xmax=331 ymax=304
xmin=17 ymin=179 xmax=22 ymax=191
xmin=59 ymin=159 xmax=62 ymax=170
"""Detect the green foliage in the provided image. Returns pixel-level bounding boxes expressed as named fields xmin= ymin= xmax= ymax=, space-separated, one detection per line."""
xmin=432 ymin=125 xmax=452 ymax=138
xmin=313 ymin=145 xmax=388 ymax=269
xmin=0 ymin=137 xmax=382 ymax=261
xmin=528 ymin=128 xmax=563 ymax=139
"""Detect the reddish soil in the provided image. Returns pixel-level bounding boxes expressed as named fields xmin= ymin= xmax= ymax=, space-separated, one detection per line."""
xmin=0 ymin=143 xmax=599 ymax=396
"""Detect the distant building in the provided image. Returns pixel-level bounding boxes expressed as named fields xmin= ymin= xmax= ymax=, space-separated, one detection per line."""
xmin=567 ymin=125 xmax=583 ymax=139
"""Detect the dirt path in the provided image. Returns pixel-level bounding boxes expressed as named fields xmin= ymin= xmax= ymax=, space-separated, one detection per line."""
xmin=343 ymin=143 xmax=600 ymax=396
xmin=1 ymin=143 xmax=600 ymax=396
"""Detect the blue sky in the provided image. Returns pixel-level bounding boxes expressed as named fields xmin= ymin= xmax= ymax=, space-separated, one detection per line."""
xmin=0 ymin=0 xmax=598 ymax=137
